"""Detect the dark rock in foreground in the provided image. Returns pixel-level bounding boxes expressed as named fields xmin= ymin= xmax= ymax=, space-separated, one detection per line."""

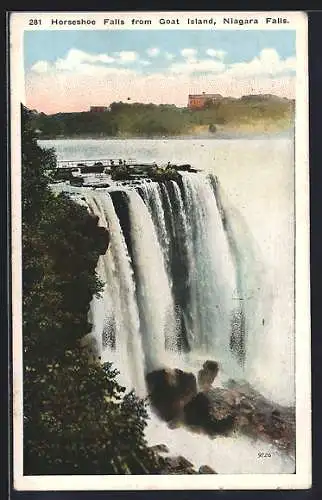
xmin=160 ymin=455 xmax=196 ymax=474
xmin=184 ymin=392 xmax=235 ymax=436
xmin=210 ymin=379 xmax=296 ymax=455
xmin=199 ymin=465 xmax=217 ymax=474
xmin=147 ymin=366 xmax=295 ymax=456
xmin=149 ymin=444 xmax=217 ymax=475
xmin=146 ymin=368 xmax=197 ymax=422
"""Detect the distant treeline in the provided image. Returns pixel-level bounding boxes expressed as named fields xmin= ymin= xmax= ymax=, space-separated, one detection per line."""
xmin=31 ymin=97 xmax=295 ymax=138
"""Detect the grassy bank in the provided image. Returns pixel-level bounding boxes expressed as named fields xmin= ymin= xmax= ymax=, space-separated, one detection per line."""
xmin=31 ymin=96 xmax=295 ymax=139
xmin=189 ymin=116 xmax=294 ymax=136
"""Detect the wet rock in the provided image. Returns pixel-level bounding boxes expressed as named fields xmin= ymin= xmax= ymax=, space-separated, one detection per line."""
xmin=161 ymin=455 xmax=196 ymax=474
xmin=96 ymin=226 xmax=110 ymax=255
xmin=146 ymin=368 xmax=197 ymax=422
xmin=183 ymin=392 xmax=212 ymax=427
xmin=208 ymin=387 xmax=238 ymax=420
xmin=85 ymin=215 xmax=110 ymax=255
xmin=198 ymin=360 xmax=219 ymax=391
xmin=146 ymin=369 xmax=295 ymax=457
xmin=92 ymin=183 xmax=111 ymax=189
xmin=183 ymin=392 xmax=235 ymax=436
xmin=70 ymin=176 xmax=84 ymax=186
xmin=150 ymin=444 xmax=169 ymax=454
xmin=208 ymin=379 xmax=296 ymax=454
xmin=199 ymin=465 xmax=217 ymax=474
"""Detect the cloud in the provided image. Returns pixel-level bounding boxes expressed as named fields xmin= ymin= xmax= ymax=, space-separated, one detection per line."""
xmin=206 ymin=49 xmax=226 ymax=60
xmin=227 ymin=48 xmax=296 ymax=77
xmin=171 ymin=48 xmax=295 ymax=78
xmin=30 ymin=49 xmax=117 ymax=75
xmin=169 ymin=58 xmax=225 ymax=75
xmin=30 ymin=48 xmax=141 ymax=76
xmin=115 ymin=51 xmax=138 ymax=63
xmin=29 ymin=47 xmax=296 ymax=81
xmin=181 ymin=48 xmax=198 ymax=60
xmin=30 ymin=60 xmax=51 ymax=73
xmin=55 ymin=48 xmax=115 ymax=71
xmin=139 ymin=60 xmax=151 ymax=66
xmin=146 ymin=47 xmax=160 ymax=57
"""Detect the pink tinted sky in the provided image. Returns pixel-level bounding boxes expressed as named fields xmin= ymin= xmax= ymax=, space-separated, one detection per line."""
xmin=26 ymin=71 xmax=295 ymax=114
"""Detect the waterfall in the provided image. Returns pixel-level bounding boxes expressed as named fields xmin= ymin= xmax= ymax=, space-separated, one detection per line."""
xmin=137 ymin=182 xmax=172 ymax=279
xmin=85 ymin=191 xmax=146 ymax=397
xmin=83 ymin=173 xmax=267 ymax=397
xmin=180 ymin=173 xmax=241 ymax=364
xmin=125 ymin=188 xmax=178 ymax=370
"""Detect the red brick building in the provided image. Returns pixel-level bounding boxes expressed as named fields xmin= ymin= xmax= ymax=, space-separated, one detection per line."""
xmin=188 ymin=93 xmax=223 ymax=109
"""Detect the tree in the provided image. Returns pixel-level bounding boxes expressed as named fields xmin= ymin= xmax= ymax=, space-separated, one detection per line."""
xmin=203 ymin=98 xmax=215 ymax=109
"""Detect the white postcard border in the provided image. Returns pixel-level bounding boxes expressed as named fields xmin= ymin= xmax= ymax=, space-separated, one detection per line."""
xmin=10 ymin=10 xmax=311 ymax=491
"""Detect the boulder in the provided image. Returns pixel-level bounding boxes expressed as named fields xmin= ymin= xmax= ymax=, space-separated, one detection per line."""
xmin=207 ymin=387 xmax=238 ymax=420
xmin=183 ymin=392 xmax=235 ymax=436
xmin=70 ymin=176 xmax=84 ymax=186
xmin=146 ymin=368 xmax=197 ymax=422
xmin=208 ymin=379 xmax=296 ymax=454
xmin=161 ymin=455 xmax=196 ymax=474
xmin=198 ymin=360 xmax=219 ymax=391
xmin=199 ymin=465 xmax=217 ymax=474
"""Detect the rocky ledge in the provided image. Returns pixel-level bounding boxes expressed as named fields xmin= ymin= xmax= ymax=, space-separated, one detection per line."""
xmin=150 ymin=444 xmax=217 ymax=474
xmin=146 ymin=362 xmax=295 ymax=456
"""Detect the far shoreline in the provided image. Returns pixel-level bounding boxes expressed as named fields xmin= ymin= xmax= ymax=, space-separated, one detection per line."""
xmin=38 ymin=125 xmax=294 ymax=142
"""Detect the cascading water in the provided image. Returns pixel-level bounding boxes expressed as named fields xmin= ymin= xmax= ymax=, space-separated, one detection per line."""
xmin=58 ymin=171 xmax=294 ymax=473
xmin=138 ymin=182 xmax=170 ymax=270
xmin=180 ymin=173 xmax=243 ymax=366
xmin=85 ymin=191 xmax=147 ymax=397
xmin=124 ymin=188 xmax=179 ymax=369
xmin=85 ymin=173 xmax=252 ymax=394
xmin=47 ymin=137 xmax=296 ymax=473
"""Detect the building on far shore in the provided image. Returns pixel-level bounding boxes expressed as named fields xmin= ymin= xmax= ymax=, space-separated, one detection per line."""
xmin=188 ymin=92 xmax=223 ymax=109
xmin=89 ymin=106 xmax=109 ymax=112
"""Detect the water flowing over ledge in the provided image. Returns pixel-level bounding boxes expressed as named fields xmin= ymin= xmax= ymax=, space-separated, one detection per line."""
xmin=85 ymin=174 xmax=246 ymax=381
xmin=51 ymin=171 xmax=295 ymax=473
xmin=52 ymin=172 xmax=288 ymax=401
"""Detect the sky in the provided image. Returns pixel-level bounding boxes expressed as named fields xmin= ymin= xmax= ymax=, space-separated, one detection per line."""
xmin=24 ymin=30 xmax=296 ymax=114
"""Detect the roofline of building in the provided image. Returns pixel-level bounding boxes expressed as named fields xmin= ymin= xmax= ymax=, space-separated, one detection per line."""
xmin=188 ymin=94 xmax=223 ymax=98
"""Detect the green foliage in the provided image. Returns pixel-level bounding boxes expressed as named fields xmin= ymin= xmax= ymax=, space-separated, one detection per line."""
xmin=22 ymin=105 xmax=161 ymax=475
xmin=24 ymin=347 xmax=160 ymax=474
xmin=111 ymin=165 xmax=130 ymax=181
xmin=150 ymin=167 xmax=181 ymax=182
xmin=22 ymin=108 xmax=56 ymax=223
xmin=30 ymin=98 xmax=295 ymax=139
xmin=110 ymin=164 xmax=182 ymax=182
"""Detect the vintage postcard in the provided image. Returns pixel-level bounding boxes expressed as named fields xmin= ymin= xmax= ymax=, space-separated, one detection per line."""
xmin=10 ymin=11 xmax=311 ymax=491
